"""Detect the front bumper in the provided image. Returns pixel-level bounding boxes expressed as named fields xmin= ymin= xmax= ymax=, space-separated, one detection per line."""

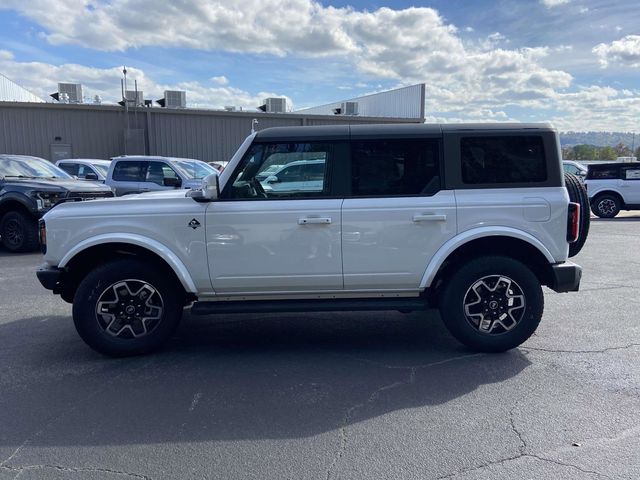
xmin=36 ymin=264 xmax=63 ymax=292
xmin=549 ymin=261 xmax=582 ymax=292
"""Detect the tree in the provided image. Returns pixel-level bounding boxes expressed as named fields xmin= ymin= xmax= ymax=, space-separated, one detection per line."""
xmin=572 ymin=144 xmax=597 ymax=160
xmin=613 ymin=142 xmax=632 ymax=157
xmin=599 ymin=146 xmax=617 ymax=161
xmin=562 ymin=146 xmax=575 ymax=160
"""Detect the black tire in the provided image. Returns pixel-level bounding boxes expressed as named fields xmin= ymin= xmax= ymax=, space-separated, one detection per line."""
xmin=72 ymin=259 xmax=184 ymax=356
xmin=439 ymin=256 xmax=544 ymax=352
xmin=0 ymin=211 xmax=39 ymax=253
xmin=591 ymin=193 xmax=621 ymax=219
xmin=564 ymin=172 xmax=590 ymax=257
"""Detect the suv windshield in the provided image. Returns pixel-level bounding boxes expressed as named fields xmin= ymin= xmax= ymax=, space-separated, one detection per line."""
xmin=171 ymin=159 xmax=216 ymax=180
xmin=92 ymin=164 xmax=109 ymax=177
xmin=0 ymin=156 xmax=73 ymax=179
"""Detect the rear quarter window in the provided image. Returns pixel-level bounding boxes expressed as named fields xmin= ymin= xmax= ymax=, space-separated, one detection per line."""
xmin=461 ymin=136 xmax=546 ymax=184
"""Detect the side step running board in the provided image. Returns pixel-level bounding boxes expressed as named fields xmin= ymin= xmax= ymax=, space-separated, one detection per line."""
xmin=191 ymin=298 xmax=430 ymax=315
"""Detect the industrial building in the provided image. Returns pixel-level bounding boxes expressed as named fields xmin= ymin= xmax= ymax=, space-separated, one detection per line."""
xmin=0 ymin=83 xmax=425 ymax=163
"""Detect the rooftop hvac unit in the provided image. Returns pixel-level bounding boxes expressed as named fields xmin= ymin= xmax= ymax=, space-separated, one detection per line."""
xmin=341 ymin=101 xmax=358 ymax=115
xmin=261 ymin=97 xmax=287 ymax=113
xmin=164 ymin=90 xmax=186 ymax=108
xmin=57 ymin=83 xmax=83 ymax=103
xmin=125 ymin=90 xmax=144 ymax=106
xmin=224 ymin=106 xmax=237 ymax=111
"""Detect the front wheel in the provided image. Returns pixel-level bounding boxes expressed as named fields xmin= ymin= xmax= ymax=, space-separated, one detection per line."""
xmin=72 ymin=259 xmax=184 ymax=356
xmin=0 ymin=211 xmax=39 ymax=252
xmin=439 ymin=256 xmax=544 ymax=352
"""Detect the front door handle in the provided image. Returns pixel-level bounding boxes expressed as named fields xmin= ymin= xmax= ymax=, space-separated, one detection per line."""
xmin=298 ymin=217 xmax=332 ymax=225
xmin=413 ymin=214 xmax=447 ymax=222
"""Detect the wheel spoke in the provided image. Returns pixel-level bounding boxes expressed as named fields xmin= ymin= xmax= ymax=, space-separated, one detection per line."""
xmin=95 ymin=279 xmax=164 ymax=339
xmin=463 ymin=274 xmax=527 ymax=335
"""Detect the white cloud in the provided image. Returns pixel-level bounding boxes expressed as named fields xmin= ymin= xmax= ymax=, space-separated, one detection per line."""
xmin=1 ymin=1 xmax=639 ymax=130
xmin=0 ymin=50 xmax=289 ymax=110
xmin=211 ymin=75 xmax=229 ymax=86
xmin=593 ymin=35 xmax=640 ymax=68
xmin=541 ymin=0 xmax=570 ymax=7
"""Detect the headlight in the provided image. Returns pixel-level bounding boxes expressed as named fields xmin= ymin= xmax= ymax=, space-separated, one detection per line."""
xmin=29 ymin=191 xmax=65 ymax=210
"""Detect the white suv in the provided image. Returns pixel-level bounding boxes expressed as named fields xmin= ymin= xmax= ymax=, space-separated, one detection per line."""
xmin=37 ymin=124 xmax=584 ymax=356
xmin=586 ymin=162 xmax=640 ymax=218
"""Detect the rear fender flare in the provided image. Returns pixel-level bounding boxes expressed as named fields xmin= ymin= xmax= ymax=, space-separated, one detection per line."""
xmin=419 ymin=227 xmax=555 ymax=288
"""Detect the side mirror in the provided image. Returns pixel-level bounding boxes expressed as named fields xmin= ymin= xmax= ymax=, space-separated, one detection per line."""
xmin=163 ymin=177 xmax=182 ymax=188
xmin=202 ymin=173 xmax=219 ymax=200
xmin=85 ymin=172 xmax=99 ymax=181
xmin=265 ymin=175 xmax=279 ymax=183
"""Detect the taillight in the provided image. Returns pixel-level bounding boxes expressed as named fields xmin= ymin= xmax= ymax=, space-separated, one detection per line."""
xmin=567 ymin=202 xmax=580 ymax=243
xmin=38 ymin=219 xmax=47 ymax=254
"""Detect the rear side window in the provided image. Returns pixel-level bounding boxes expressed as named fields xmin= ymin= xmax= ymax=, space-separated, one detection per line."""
xmin=59 ymin=163 xmax=78 ymax=176
xmin=350 ymin=139 xmax=440 ymax=196
xmin=112 ymin=161 xmax=145 ymax=182
xmin=461 ymin=136 xmax=546 ymax=184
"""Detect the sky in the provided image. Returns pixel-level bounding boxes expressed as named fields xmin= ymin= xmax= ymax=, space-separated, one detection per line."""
xmin=0 ymin=0 xmax=639 ymax=131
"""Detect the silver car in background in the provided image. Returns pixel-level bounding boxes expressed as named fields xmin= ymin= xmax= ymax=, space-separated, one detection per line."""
xmin=105 ymin=155 xmax=218 ymax=196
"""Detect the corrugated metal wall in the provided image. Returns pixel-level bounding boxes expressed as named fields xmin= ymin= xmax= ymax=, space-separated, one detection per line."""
xmin=0 ymin=102 xmax=419 ymax=162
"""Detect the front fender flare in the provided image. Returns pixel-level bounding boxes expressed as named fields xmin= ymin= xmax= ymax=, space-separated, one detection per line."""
xmin=58 ymin=233 xmax=198 ymax=293
xmin=419 ymin=227 xmax=555 ymax=288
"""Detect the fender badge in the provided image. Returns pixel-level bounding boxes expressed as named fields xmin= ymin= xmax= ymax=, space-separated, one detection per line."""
xmin=188 ymin=219 xmax=201 ymax=229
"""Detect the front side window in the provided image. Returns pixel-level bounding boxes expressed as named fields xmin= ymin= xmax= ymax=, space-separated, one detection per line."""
xmin=461 ymin=136 xmax=546 ymax=184
xmin=224 ymin=142 xmax=331 ymax=199
xmin=145 ymin=161 xmax=179 ymax=185
xmin=350 ymin=139 xmax=440 ymax=196
xmin=587 ymin=166 xmax=619 ymax=180
xmin=112 ymin=161 xmax=145 ymax=182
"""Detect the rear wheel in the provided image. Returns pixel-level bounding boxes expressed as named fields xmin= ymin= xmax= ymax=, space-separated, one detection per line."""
xmin=72 ymin=259 xmax=184 ymax=356
xmin=439 ymin=256 xmax=544 ymax=352
xmin=591 ymin=193 xmax=621 ymax=218
xmin=564 ymin=172 xmax=590 ymax=257
xmin=0 ymin=211 xmax=39 ymax=252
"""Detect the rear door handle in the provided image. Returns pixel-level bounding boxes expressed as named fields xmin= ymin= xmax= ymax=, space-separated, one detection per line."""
xmin=298 ymin=217 xmax=332 ymax=225
xmin=412 ymin=214 xmax=447 ymax=222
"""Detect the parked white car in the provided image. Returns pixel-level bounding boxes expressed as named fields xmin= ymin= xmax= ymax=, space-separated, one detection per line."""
xmin=586 ymin=162 xmax=640 ymax=217
xmin=56 ymin=159 xmax=111 ymax=182
xmin=260 ymin=159 xmax=325 ymax=193
xmin=37 ymin=124 xmax=585 ymax=356
xmin=562 ymin=160 xmax=586 ymax=182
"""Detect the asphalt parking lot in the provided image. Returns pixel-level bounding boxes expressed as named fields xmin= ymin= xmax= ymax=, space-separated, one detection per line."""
xmin=1 ymin=215 xmax=639 ymax=480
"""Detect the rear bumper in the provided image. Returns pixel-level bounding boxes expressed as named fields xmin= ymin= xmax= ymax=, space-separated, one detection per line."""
xmin=549 ymin=261 xmax=582 ymax=292
xmin=36 ymin=264 xmax=63 ymax=292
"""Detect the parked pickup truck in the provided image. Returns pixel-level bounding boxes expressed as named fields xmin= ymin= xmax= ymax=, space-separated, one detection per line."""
xmin=37 ymin=124 xmax=586 ymax=356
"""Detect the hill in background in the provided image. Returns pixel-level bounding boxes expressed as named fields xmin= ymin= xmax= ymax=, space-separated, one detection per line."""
xmin=560 ymin=131 xmax=637 ymax=147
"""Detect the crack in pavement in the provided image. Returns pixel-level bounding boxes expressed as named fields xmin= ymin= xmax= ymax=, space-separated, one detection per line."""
xmin=0 ymin=464 xmax=152 ymax=479
xmin=324 ymin=354 xmax=482 ymax=480
xmin=0 ymin=359 xmax=155 ymax=469
xmin=435 ymin=382 xmax=615 ymax=480
xmin=523 ymin=343 xmax=640 ymax=354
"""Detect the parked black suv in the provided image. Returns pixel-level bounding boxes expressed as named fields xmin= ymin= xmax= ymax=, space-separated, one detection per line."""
xmin=0 ymin=155 xmax=114 ymax=252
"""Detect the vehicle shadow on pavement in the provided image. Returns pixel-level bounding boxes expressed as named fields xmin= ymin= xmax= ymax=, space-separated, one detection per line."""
xmin=0 ymin=311 xmax=530 ymax=449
